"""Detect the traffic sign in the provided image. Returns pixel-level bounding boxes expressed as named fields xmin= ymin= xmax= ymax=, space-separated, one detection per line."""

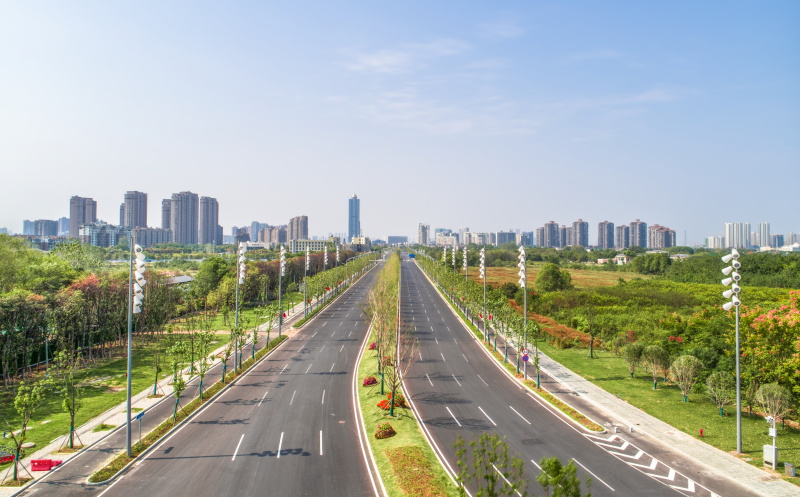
xmin=522 ymin=354 xmax=529 ymax=362
xmin=134 ymin=411 xmax=144 ymax=421
xmin=522 ymin=349 xmax=529 ymax=355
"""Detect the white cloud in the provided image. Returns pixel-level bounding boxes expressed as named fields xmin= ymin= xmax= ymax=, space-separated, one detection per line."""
xmin=342 ymin=38 xmax=469 ymax=74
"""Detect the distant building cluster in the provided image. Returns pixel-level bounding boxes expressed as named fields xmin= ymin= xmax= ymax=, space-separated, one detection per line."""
xmin=706 ymin=222 xmax=800 ymax=251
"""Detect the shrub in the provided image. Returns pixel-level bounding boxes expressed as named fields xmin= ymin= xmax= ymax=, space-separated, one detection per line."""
xmin=387 ymin=391 xmax=407 ymax=408
xmin=377 ymin=399 xmax=391 ymax=410
xmin=362 ymin=376 xmax=377 ymax=387
xmin=368 ymin=342 xmax=377 ymax=350
xmin=375 ymin=422 xmax=396 ymax=439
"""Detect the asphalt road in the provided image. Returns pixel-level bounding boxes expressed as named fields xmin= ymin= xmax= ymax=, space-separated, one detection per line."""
xmin=23 ymin=266 xmax=381 ymax=497
xmin=400 ymin=256 xmax=730 ymax=497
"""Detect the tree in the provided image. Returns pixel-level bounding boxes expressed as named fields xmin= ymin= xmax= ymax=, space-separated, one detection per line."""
xmin=53 ymin=351 xmax=83 ymax=449
xmin=706 ymin=371 xmax=735 ymax=417
xmin=537 ymin=457 xmax=592 ymax=497
xmin=2 ymin=378 xmax=48 ymax=481
xmin=669 ymin=355 xmax=703 ymax=402
xmin=535 ymin=264 xmax=573 ymax=293
xmin=755 ymin=383 xmax=792 ymax=421
xmin=454 ymin=433 xmax=527 ymax=497
xmin=641 ymin=345 xmax=669 ymax=390
xmin=195 ymin=329 xmax=216 ymax=400
xmin=620 ymin=343 xmax=644 ymax=378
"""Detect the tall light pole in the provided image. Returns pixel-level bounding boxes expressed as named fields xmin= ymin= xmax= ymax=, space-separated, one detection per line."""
xmin=304 ymin=246 xmax=310 ymax=317
xmin=452 ymin=243 xmax=457 ymax=275
xmin=518 ymin=245 xmax=527 ymax=380
xmin=462 ymin=245 xmax=468 ymax=315
xmin=278 ymin=245 xmax=286 ymax=338
xmin=480 ymin=247 xmax=487 ymax=343
xmin=442 ymin=246 xmax=447 ymax=265
xmin=336 ymin=244 xmax=340 ymax=293
xmin=234 ymin=243 xmax=246 ymax=373
xmin=721 ymin=248 xmax=742 ymax=454
xmin=127 ymin=241 xmax=146 ymax=457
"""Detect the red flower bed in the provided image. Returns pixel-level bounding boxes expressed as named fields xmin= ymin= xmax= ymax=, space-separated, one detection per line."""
xmin=362 ymin=376 xmax=377 ymax=387
xmin=375 ymin=422 xmax=396 ymax=439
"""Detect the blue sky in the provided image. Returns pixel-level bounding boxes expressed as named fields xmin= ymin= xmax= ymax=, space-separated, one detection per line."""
xmin=1 ymin=1 xmax=798 ymax=245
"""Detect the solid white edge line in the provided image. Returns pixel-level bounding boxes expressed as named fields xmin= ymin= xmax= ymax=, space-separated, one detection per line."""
xmin=478 ymin=406 xmax=497 ymax=426
xmin=530 ymin=459 xmax=541 ymax=470
xmin=571 ymin=458 xmax=615 ymax=491
xmin=445 ymin=406 xmax=462 ymax=427
xmin=232 ymin=433 xmax=245 ymax=461
xmin=277 ymin=432 xmax=284 ymax=458
xmin=509 ymin=405 xmax=531 ymax=425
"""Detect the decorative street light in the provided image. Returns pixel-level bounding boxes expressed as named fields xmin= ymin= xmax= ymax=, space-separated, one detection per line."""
xmin=234 ymin=242 xmax=246 ymax=373
xmin=462 ymin=245 xmax=468 ymax=315
xmin=278 ymin=245 xmax=286 ymax=338
xmin=721 ymin=248 xmax=742 ymax=454
xmin=442 ymin=246 xmax=447 ymax=264
xmin=452 ymin=243 xmax=457 ymax=275
xmin=336 ymin=245 xmax=340 ymax=293
xmin=518 ymin=245 xmax=527 ymax=378
xmin=127 ymin=242 xmax=146 ymax=457
xmin=480 ymin=247 xmax=487 ymax=343
xmin=304 ymin=246 xmax=310 ymax=318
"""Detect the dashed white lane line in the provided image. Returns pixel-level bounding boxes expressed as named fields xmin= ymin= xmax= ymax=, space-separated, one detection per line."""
xmin=440 ymin=352 xmax=446 ymax=362
xmin=280 ymin=364 xmax=288 ymax=374
xmin=509 ymin=405 xmax=531 ymax=425
xmin=329 ymin=362 xmax=335 ymax=373
xmin=446 ymin=406 xmax=462 ymax=427
xmin=530 ymin=459 xmax=541 ymax=470
xmin=232 ymin=433 xmax=245 ymax=461
xmin=435 ymin=337 xmax=439 ymax=344
xmin=462 ymin=353 xmax=469 ymax=363
xmin=305 ymin=363 xmax=313 ymax=374
xmin=477 ymin=374 xmax=488 ymax=386
xmin=290 ymin=390 xmax=297 ymax=405
xmin=348 ymin=331 xmax=353 ymax=337
xmin=493 ymin=464 xmax=522 ymax=497
xmin=479 ymin=406 xmax=497 ymax=426
xmin=419 ymin=351 xmax=423 ymax=361
xmin=320 ymin=430 xmax=324 ymax=456
xmin=258 ymin=389 xmax=269 ymax=406
xmin=340 ymin=344 xmax=345 ymax=352
xmin=320 ymin=344 xmax=326 ymax=352
xmin=426 ymin=373 xmax=434 ymax=386
xmin=322 ymin=322 xmax=327 ymax=327
xmin=312 ymin=331 xmax=317 ymax=337
xmin=572 ymin=458 xmax=615 ymax=491
xmin=277 ymin=432 xmax=284 ymax=459
xmin=452 ymin=374 xmax=462 ymax=387
xmin=321 ymin=389 xmax=326 ymax=404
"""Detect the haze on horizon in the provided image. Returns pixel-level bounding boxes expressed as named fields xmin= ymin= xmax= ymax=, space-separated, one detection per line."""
xmin=1 ymin=2 xmax=798 ymax=245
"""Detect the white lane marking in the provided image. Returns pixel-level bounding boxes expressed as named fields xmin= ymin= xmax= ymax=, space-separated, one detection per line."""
xmin=477 ymin=374 xmax=488 ymax=386
xmin=280 ymin=364 xmax=288 ymax=374
xmin=440 ymin=352 xmax=446 ymax=362
xmin=427 ymin=317 xmax=430 ymax=321
xmin=290 ymin=390 xmax=297 ymax=405
xmin=446 ymin=406 xmax=462 ymax=427
xmin=321 ymin=389 xmax=326 ymax=404
xmin=453 ymin=337 xmax=457 ymax=344
xmin=431 ymin=326 xmax=434 ymax=332
xmin=322 ymin=322 xmax=327 ymax=327
xmin=329 ymin=362 xmax=335 ymax=373
xmin=452 ymin=374 xmax=462 ymax=387
xmin=331 ymin=331 xmax=336 ymax=338
xmin=419 ymin=351 xmax=423 ymax=361
xmin=232 ymin=433 xmax=245 ymax=461
xmin=572 ymin=458 xmax=615 ymax=491
xmin=530 ymin=459 xmax=541 ymax=470
xmin=435 ymin=337 xmax=439 ymax=344
xmin=277 ymin=432 xmax=284 ymax=459
xmin=479 ymin=406 xmax=497 ymax=426
xmin=426 ymin=374 xmax=434 ymax=386
xmin=312 ymin=331 xmax=317 ymax=337
xmin=509 ymin=405 xmax=531 ymax=425
xmin=462 ymin=353 xmax=468 ymax=363
xmin=320 ymin=344 xmax=326 ymax=352
xmin=320 ymin=430 xmax=324 ymax=456
xmin=305 ymin=363 xmax=313 ymax=374
xmin=348 ymin=331 xmax=353 ymax=337
xmin=493 ymin=464 xmax=522 ymax=497
xmin=340 ymin=344 xmax=345 ymax=352
xmin=258 ymin=389 xmax=269 ymax=406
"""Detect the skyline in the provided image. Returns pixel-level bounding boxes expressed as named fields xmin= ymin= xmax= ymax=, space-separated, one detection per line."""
xmin=2 ymin=2 xmax=798 ymax=244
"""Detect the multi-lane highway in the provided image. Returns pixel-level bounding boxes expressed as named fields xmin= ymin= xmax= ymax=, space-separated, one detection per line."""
xmin=400 ymin=255 xmax=733 ymax=497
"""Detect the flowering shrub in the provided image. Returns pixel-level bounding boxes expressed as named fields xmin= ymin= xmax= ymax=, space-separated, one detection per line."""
xmin=386 ymin=391 xmax=407 ymax=408
xmin=368 ymin=342 xmax=377 ymax=350
xmin=375 ymin=422 xmax=396 ymax=439
xmin=362 ymin=376 xmax=377 ymax=387
xmin=377 ymin=399 xmax=391 ymax=410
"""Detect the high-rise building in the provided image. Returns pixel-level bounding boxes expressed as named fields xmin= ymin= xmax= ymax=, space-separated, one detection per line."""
xmin=34 ymin=219 xmax=58 ymax=237
xmin=161 ymin=199 xmax=172 ymax=230
xmin=418 ymin=223 xmax=430 ymax=245
xmin=597 ymin=221 xmax=614 ymax=249
xmin=706 ymin=236 xmax=725 ymax=249
xmin=540 ymin=221 xmax=560 ymax=248
xmin=570 ymin=219 xmax=589 ymax=247
xmin=559 ymin=226 xmax=569 ymax=247
xmin=387 ymin=236 xmax=408 ymax=245
xmin=170 ymin=191 xmax=199 ymax=244
xmin=79 ymin=222 xmax=126 ymax=247
xmin=132 ymin=227 xmax=173 ymax=248
xmin=629 ymin=219 xmax=648 ymax=248
xmin=69 ymin=196 xmax=97 ymax=237
xmin=496 ymin=231 xmax=516 ymax=246
xmin=757 ymin=222 xmax=771 ymax=247
xmin=770 ymin=234 xmax=784 ymax=248
xmin=199 ymin=196 xmax=220 ymax=245
xmin=23 ymin=220 xmax=35 ymax=235
xmin=348 ymin=194 xmax=360 ymax=242
xmin=121 ymin=191 xmax=148 ymax=228
xmin=517 ymin=231 xmax=534 ymax=247
xmin=648 ymin=225 xmax=676 ymax=249
xmin=615 ymin=225 xmax=630 ymax=250
xmin=288 ymin=216 xmax=309 ymax=241
xmin=57 ymin=217 xmax=69 ymax=236
xmin=724 ymin=222 xmax=751 ymax=248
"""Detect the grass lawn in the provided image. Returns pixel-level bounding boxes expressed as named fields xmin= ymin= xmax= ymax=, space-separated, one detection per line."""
xmin=357 ymin=332 xmax=459 ymax=497
xmin=473 ymin=266 xmax=647 ymax=290
xmin=0 ymin=333 xmax=230 ymax=471
xmin=539 ymin=342 xmax=800 ymax=482
xmin=171 ymin=295 xmax=304 ymax=331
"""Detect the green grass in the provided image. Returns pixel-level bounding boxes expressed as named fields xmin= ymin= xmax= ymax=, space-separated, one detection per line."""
xmin=0 ymin=334 xmax=230 ymax=471
xmin=357 ymin=331 xmax=458 ymax=497
xmin=539 ymin=343 xmax=800 ymax=483
xmin=91 ymin=423 xmax=116 ymax=433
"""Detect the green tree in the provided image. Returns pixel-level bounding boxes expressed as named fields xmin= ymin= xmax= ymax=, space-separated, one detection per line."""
xmin=53 ymin=351 xmax=83 ymax=449
xmin=536 ymin=457 xmax=592 ymax=497
xmin=454 ymin=432 xmax=527 ymax=497
xmin=535 ymin=264 xmax=573 ymax=292
xmin=2 ymin=378 xmax=49 ymax=481
xmin=620 ymin=343 xmax=644 ymax=378
xmin=641 ymin=345 xmax=669 ymax=390
xmin=706 ymin=371 xmax=735 ymax=417
xmin=755 ymin=383 xmax=792 ymax=421
xmin=669 ymin=355 xmax=703 ymax=402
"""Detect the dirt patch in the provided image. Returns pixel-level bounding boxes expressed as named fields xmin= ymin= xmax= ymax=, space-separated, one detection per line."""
xmin=107 ymin=386 xmax=125 ymax=393
xmin=386 ymin=445 xmax=445 ymax=497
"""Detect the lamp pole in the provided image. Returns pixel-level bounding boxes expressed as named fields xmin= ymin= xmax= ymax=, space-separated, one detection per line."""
xmin=462 ymin=245 xmax=468 ymax=315
xmin=518 ymin=245 xmax=527 ymax=380
xmin=721 ymin=248 xmax=742 ymax=454
xmin=234 ymin=243 xmax=246 ymax=373
xmin=278 ymin=245 xmax=286 ymax=338
xmin=304 ymin=246 xmax=310 ymax=318
xmin=480 ymin=247 xmax=486 ymax=343
xmin=127 ymin=238 xmax=146 ymax=457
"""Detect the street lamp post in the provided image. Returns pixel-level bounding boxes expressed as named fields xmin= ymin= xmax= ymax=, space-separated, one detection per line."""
xmin=518 ymin=245 xmax=527 ymax=379
xmin=234 ymin=243 xmax=246 ymax=373
xmin=278 ymin=245 xmax=286 ymax=338
xmin=480 ymin=247 xmax=487 ymax=343
xmin=127 ymin=241 xmax=146 ymax=457
xmin=721 ymin=248 xmax=742 ymax=454
xmin=462 ymin=245 xmax=468 ymax=316
xmin=304 ymin=246 xmax=310 ymax=318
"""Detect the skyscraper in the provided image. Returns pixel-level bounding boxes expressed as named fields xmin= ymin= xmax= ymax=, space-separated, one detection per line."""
xmin=648 ymin=225 xmax=676 ymax=249
xmin=757 ymin=222 xmax=770 ymax=247
xmin=570 ymin=219 xmax=589 ymax=247
xmin=348 ymin=194 xmax=360 ymax=242
xmin=615 ymin=225 xmax=630 ymax=250
xmin=161 ymin=199 xmax=172 ymax=230
xmin=288 ymin=215 xmax=309 ymax=240
xmin=199 ymin=196 xmax=220 ymax=245
xmin=418 ymin=223 xmax=430 ymax=245
xmin=69 ymin=196 xmax=97 ymax=237
xmin=597 ymin=221 xmax=614 ymax=249
xmin=541 ymin=221 xmax=560 ymax=248
xmin=724 ymin=222 xmax=751 ymax=248
xmin=34 ymin=219 xmax=58 ymax=237
xmin=629 ymin=219 xmax=648 ymax=248
xmin=170 ymin=191 xmax=199 ymax=244
xmin=120 ymin=191 xmax=148 ymax=228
